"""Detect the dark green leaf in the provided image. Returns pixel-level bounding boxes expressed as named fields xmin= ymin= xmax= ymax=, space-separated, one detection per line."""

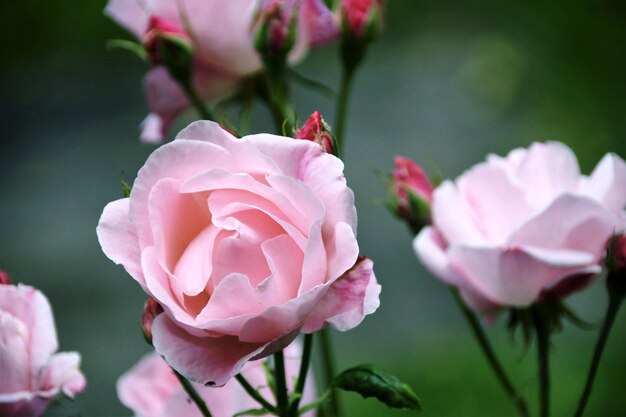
xmin=333 ymin=364 xmax=422 ymax=411
xmin=233 ymin=408 xmax=270 ymax=417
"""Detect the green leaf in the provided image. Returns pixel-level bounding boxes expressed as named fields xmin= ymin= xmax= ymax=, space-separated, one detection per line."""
xmin=120 ymin=173 xmax=132 ymax=198
xmin=233 ymin=408 xmax=270 ymax=417
xmin=333 ymin=364 xmax=422 ymax=411
xmin=106 ymin=39 xmax=148 ymax=62
xmin=288 ymin=69 xmax=336 ymax=98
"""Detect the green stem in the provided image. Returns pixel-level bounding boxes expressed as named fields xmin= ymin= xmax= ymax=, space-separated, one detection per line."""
xmin=172 ymin=369 xmax=213 ymax=417
xmin=261 ymin=62 xmax=294 ymax=135
xmin=181 ymin=81 xmax=214 ymax=121
xmin=274 ymin=350 xmax=289 ymax=416
xmin=235 ymin=374 xmax=277 ymax=413
xmin=287 ymin=334 xmax=314 ymax=417
xmin=333 ymin=66 xmax=355 ymax=158
xmin=573 ymin=289 xmax=625 ymax=417
xmin=318 ymin=328 xmax=341 ymax=417
xmin=451 ymin=289 xmax=530 ymax=417
xmin=533 ymin=307 xmax=551 ymax=417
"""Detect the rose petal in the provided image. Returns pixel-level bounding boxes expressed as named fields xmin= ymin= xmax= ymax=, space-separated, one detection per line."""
xmin=105 ymin=0 xmax=149 ymax=38
xmin=580 ymin=153 xmax=626 ymax=214
xmin=413 ymin=227 xmax=465 ymax=287
xmin=431 ymin=181 xmax=487 ymax=245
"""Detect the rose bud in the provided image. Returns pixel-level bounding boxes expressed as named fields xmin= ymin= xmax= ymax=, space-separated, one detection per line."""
xmin=142 ymin=297 xmax=164 ymax=344
xmin=607 ymin=234 xmax=626 ymax=273
xmin=0 ymin=269 xmax=11 ymax=285
xmin=144 ymin=16 xmax=195 ymax=85
xmin=253 ymin=1 xmax=297 ymax=57
xmin=341 ymin=0 xmax=384 ymax=42
xmin=388 ymin=156 xmax=434 ymax=234
xmin=294 ymin=111 xmax=335 ymax=154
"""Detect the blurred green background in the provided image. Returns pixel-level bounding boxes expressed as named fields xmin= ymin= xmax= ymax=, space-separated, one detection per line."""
xmin=2 ymin=0 xmax=626 ymax=416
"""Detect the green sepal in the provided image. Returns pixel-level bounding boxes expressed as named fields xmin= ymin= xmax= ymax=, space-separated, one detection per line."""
xmin=106 ymin=39 xmax=148 ymax=62
xmin=333 ymin=364 xmax=422 ymax=411
xmin=233 ymin=408 xmax=271 ymax=417
xmin=120 ymin=173 xmax=132 ymax=198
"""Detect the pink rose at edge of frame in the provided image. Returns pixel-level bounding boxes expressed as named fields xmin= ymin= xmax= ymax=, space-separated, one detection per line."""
xmin=0 ymin=284 xmax=86 ymax=417
xmin=117 ymin=342 xmax=315 ymax=417
xmin=104 ymin=0 xmax=339 ymax=143
xmin=414 ymin=142 xmax=626 ymax=315
xmin=97 ymin=120 xmax=380 ymax=386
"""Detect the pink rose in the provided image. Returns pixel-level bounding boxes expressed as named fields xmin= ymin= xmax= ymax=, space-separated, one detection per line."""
xmin=0 ymin=284 xmax=86 ymax=417
xmin=105 ymin=0 xmax=339 ymax=143
xmin=118 ymin=342 xmax=314 ymax=417
xmin=414 ymin=142 xmax=626 ymax=314
xmin=97 ymin=121 xmax=380 ymax=386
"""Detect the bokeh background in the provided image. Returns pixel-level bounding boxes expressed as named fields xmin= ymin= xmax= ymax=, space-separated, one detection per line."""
xmin=2 ymin=0 xmax=626 ymax=416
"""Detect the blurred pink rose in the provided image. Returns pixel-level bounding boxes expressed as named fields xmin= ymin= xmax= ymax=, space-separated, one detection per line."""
xmin=97 ymin=121 xmax=380 ymax=386
xmin=105 ymin=0 xmax=339 ymax=143
xmin=118 ymin=342 xmax=314 ymax=417
xmin=414 ymin=142 xmax=626 ymax=314
xmin=341 ymin=0 xmax=383 ymax=39
xmin=0 ymin=284 xmax=86 ymax=417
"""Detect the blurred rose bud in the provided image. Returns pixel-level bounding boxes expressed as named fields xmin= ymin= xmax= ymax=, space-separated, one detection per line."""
xmin=254 ymin=1 xmax=297 ymax=57
xmin=341 ymin=0 xmax=383 ymax=41
xmin=389 ymin=156 xmax=434 ymax=234
xmin=144 ymin=16 xmax=195 ymax=85
xmin=295 ymin=111 xmax=335 ymax=154
xmin=142 ymin=297 xmax=164 ymax=344
xmin=607 ymin=234 xmax=626 ymax=273
xmin=0 ymin=269 xmax=11 ymax=285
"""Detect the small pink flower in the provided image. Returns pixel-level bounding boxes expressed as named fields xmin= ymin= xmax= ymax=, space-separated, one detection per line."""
xmin=414 ymin=142 xmax=626 ymax=314
xmin=294 ymin=111 xmax=334 ymax=154
xmin=105 ymin=0 xmax=338 ymax=143
xmin=97 ymin=121 xmax=380 ymax=386
xmin=0 ymin=284 xmax=86 ymax=417
xmin=118 ymin=342 xmax=315 ymax=417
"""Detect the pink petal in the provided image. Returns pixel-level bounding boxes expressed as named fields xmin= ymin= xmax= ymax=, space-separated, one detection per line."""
xmin=39 ymin=352 xmax=86 ymax=399
xmin=300 ymin=0 xmax=340 ymax=47
xmin=413 ymin=227 xmax=464 ymax=287
xmin=302 ymin=257 xmax=380 ymax=332
xmin=580 ymin=153 xmax=626 ymax=214
xmin=325 ymin=222 xmax=360 ymax=284
xmin=0 ymin=311 xmax=30 ymax=394
xmin=104 ymin=0 xmax=149 ymax=38
xmin=140 ymin=113 xmax=169 ymax=144
xmin=431 ymin=181 xmax=487 ymax=245
xmin=299 ymin=220 xmax=327 ymax=294
xmin=152 ymin=314 xmax=266 ymax=386
xmin=97 ymin=198 xmax=144 ymax=285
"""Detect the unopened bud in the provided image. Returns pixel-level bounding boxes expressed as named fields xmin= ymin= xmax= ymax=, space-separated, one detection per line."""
xmin=341 ymin=0 xmax=383 ymax=42
xmin=142 ymin=297 xmax=164 ymax=344
xmin=0 ymin=270 xmax=11 ymax=285
xmin=144 ymin=16 xmax=194 ymax=84
xmin=388 ymin=156 xmax=434 ymax=234
xmin=253 ymin=1 xmax=297 ymax=57
xmin=605 ymin=234 xmax=626 ymax=300
xmin=294 ymin=111 xmax=335 ymax=154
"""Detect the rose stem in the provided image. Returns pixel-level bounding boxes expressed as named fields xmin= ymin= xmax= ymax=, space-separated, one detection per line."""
xmin=333 ymin=65 xmax=355 ymax=159
xmin=235 ymin=374 xmax=277 ymax=413
xmin=318 ymin=328 xmax=341 ymax=417
xmin=533 ymin=306 xmax=551 ymax=417
xmin=287 ymin=333 xmax=314 ymax=417
xmin=274 ymin=350 xmax=290 ymax=416
xmin=180 ymin=80 xmax=214 ymax=121
xmin=451 ymin=289 xmax=530 ymax=417
xmin=172 ymin=368 xmax=213 ymax=417
xmin=573 ymin=275 xmax=626 ymax=417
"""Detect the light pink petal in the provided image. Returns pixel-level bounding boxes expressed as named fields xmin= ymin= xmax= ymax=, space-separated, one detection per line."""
xmin=448 ymin=246 xmax=597 ymax=306
xmin=508 ymin=194 xmax=619 ymax=257
xmin=174 ymin=225 xmax=221 ymax=296
xmin=105 ymin=0 xmax=149 ymax=38
xmin=266 ymin=174 xmax=326 ymax=231
xmin=300 ymin=0 xmax=340 ymax=47
xmin=140 ymin=113 xmax=168 ymax=145
xmin=131 ymin=138 xmax=231 ymax=248
xmin=97 ymin=198 xmax=144 ymax=285
xmin=431 ymin=181 xmax=487 ymax=245
xmin=325 ymin=222 xmax=360 ymax=283
xmin=0 ymin=311 xmax=30 ymax=394
xmin=299 ymin=220 xmax=328 ymax=294
xmin=515 ymin=142 xmax=581 ymax=207
xmin=117 ymin=352 xmax=180 ymax=417
xmin=38 ymin=352 xmax=86 ymax=399
xmin=457 ymin=163 xmax=532 ymax=243
xmin=413 ymin=227 xmax=464 ymax=287
xmin=302 ymin=257 xmax=380 ymax=332
xmin=580 ymin=153 xmax=626 ymax=214
xmin=152 ymin=314 xmax=266 ymax=386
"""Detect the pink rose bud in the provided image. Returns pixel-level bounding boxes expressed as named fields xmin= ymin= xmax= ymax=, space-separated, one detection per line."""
xmin=142 ymin=297 xmax=164 ymax=344
xmin=0 ymin=269 xmax=11 ymax=285
xmin=341 ymin=0 xmax=383 ymax=41
xmin=254 ymin=1 xmax=296 ymax=56
xmin=389 ymin=156 xmax=434 ymax=234
xmin=294 ymin=111 xmax=335 ymax=154
xmin=144 ymin=16 xmax=193 ymax=65
xmin=608 ymin=234 xmax=626 ymax=272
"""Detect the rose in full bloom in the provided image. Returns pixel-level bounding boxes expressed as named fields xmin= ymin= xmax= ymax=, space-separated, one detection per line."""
xmin=118 ymin=342 xmax=314 ymax=417
xmin=0 ymin=284 xmax=86 ymax=417
xmin=105 ymin=0 xmax=339 ymax=143
xmin=414 ymin=142 xmax=626 ymax=314
xmin=97 ymin=121 xmax=380 ymax=386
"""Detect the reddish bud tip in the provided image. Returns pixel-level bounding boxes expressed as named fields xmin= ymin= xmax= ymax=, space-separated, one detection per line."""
xmin=144 ymin=16 xmax=193 ymax=65
xmin=608 ymin=234 xmax=626 ymax=272
xmin=0 ymin=270 xmax=11 ymax=285
xmin=142 ymin=297 xmax=164 ymax=344
xmin=341 ymin=0 xmax=383 ymax=40
xmin=254 ymin=1 xmax=296 ymax=56
xmin=295 ymin=111 xmax=335 ymax=154
xmin=389 ymin=156 xmax=434 ymax=233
